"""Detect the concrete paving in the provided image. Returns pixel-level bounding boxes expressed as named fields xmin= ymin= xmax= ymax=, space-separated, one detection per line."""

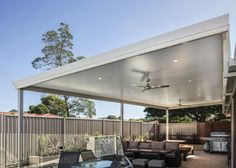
xmin=181 ymin=150 xmax=229 ymax=168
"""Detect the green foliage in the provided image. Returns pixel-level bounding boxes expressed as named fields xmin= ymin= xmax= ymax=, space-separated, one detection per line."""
xmin=64 ymin=134 xmax=90 ymax=152
xmin=137 ymin=132 xmax=153 ymax=142
xmin=128 ymin=118 xmax=144 ymax=122
xmin=144 ymin=105 xmax=225 ymax=123
xmin=32 ymin=23 xmax=74 ymax=70
xmin=169 ymin=115 xmax=192 ymax=123
xmin=29 ymin=103 xmax=50 ymax=114
xmin=29 ymin=95 xmax=96 ymax=118
xmin=31 ymin=23 xmax=96 ymax=118
xmin=105 ymin=115 xmax=120 ymax=120
xmin=41 ymin=95 xmax=67 ymax=116
xmin=38 ymin=135 xmax=62 ymax=156
xmin=68 ymin=97 xmax=96 ymax=118
xmin=9 ymin=109 xmax=17 ymax=112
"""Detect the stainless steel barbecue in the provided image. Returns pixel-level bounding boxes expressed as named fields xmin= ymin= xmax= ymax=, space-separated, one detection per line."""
xmin=210 ymin=132 xmax=230 ymax=152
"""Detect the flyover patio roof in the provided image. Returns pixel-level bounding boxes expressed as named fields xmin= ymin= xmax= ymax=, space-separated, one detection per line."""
xmin=13 ymin=14 xmax=234 ymax=111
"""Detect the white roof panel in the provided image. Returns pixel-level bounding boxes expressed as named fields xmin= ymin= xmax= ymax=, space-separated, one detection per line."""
xmin=13 ymin=15 xmax=230 ymax=109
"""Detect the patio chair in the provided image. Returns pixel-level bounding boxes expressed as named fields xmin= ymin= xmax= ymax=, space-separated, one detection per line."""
xmin=43 ymin=151 xmax=80 ymax=168
xmin=102 ymin=154 xmax=123 ymax=161
xmin=57 ymin=151 xmax=81 ymax=168
xmin=164 ymin=142 xmax=181 ymax=168
xmin=123 ymin=140 xmax=135 ymax=159
xmin=81 ymin=150 xmax=97 ymax=161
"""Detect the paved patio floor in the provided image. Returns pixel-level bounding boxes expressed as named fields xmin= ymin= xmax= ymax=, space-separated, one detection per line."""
xmin=181 ymin=150 xmax=229 ymax=168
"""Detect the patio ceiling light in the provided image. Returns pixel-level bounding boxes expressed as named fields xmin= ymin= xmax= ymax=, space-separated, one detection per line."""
xmin=188 ymin=79 xmax=192 ymax=83
xmin=98 ymin=77 xmax=102 ymax=80
xmin=173 ymin=59 xmax=178 ymax=63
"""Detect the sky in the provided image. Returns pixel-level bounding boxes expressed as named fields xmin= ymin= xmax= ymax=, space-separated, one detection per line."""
xmin=0 ymin=0 xmax=236 ymax=119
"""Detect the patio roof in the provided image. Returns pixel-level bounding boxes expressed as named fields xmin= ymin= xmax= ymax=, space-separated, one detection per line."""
xmin=13 ymin=14 xmax=233 ymax=110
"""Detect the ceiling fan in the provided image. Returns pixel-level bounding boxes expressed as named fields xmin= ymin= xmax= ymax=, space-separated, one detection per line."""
xmin=177 ymin=99 xmax=190 ymax=107
xmin=133 ymin=75 xmax=170 ymax=92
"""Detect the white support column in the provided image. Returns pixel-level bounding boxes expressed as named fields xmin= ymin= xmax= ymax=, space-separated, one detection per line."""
xmin=231 ymin=96 xmax=234 ymax=167
xmin=120 ymin=103 xmax=124 ymax=138
xmin=18 ymin=89 xmax=24 ymax=168
xmin=166 ymin=108 xmax=169 ymax=141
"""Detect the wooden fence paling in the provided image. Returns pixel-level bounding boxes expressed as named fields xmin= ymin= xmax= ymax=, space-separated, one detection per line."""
xmin=0 ymin=114 xmax=198 ymax=166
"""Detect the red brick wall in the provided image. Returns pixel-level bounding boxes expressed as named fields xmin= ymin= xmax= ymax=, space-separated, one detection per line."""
xmin=211 ymin=122 xmax=231 ymax=133
xmin=197 ymin=122 xmax=231 ymax=137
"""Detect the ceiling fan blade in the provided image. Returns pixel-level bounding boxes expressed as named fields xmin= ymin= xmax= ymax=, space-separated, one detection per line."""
xmin=160 ymin=84 xmax=170 ymax=88
xmin=131 ymin=69 xmax=150 ymax=82
xmin=141 ymin=88 xmax=146 ymax=92
xmin=137 ymin=85 xmax=145 ymax=88
xmin=132 ymin=84 xmax=145 ymax=88
xmin=151 ymin=85 xmax=170 ymax=89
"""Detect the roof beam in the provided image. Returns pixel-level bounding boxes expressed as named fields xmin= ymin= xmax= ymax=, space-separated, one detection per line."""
xmin=25 ymin=86 xmax=167 ymax=110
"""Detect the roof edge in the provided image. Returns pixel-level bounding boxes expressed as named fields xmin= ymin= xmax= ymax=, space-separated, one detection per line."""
xmin=13 ymin=14 xmax=229 ymax=89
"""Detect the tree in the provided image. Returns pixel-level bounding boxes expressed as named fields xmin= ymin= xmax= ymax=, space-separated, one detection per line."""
xmin=68 ymin=97 xmax=96 ymax=118
xmin=144 ymin=105 xmax=225 ymax=123
xmin=31 ymin=22 xmax=96 ymax=118
xmin=29 ymin=104 xmax=50 ymax=114
xmin=29 ymin=94 xmax=96 ymax=118
xmin=106 ymin=115 xmax=120 ymax=120
xmin=32 ymin=23 xmax=75 ymax=69
xmin=41 ymin=95 xmax=67 ymax=115
xmin=9 ymin=109 xmax=17 ymax=112
xmin=29 ymin=96 xmax=66 ymax=115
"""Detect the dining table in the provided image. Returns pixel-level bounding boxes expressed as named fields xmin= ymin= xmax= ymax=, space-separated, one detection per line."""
xmin=71 ymin=157 xmax=132 ymax=168
xmin=71 ymin=160 xmax=113 ymax=168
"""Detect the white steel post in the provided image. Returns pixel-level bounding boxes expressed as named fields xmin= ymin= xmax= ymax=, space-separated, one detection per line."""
xmin=120 ymin=103 xmax=124 ymax=138
xmin=18 ymin=89 xmax=24 ymax=168
xmin=231 ymin=96 xmax=234 ymax=167
xmin=166 ymin=108 xmax=169 ymax=141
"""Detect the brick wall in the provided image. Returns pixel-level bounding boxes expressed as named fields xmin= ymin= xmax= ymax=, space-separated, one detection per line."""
xmin=211 ymin=122 xmax=231 ymax=133
xmin=197 ymin=122 xmax=231 ymax=137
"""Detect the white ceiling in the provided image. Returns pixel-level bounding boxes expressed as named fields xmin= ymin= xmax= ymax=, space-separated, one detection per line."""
xmin=14 ymin=15 xmax=229 ymax=109
xmin=34 ymin=34 xmax=223 ymax=108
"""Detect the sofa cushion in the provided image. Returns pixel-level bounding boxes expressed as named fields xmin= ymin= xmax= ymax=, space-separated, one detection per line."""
xmin=124 ymin=151 xmax=134 ymax=157
xmin=139 ymin=142 xmax=151 ymax=149
xmin=129 ymin=141 xmax=139 ymax=149
xmin=122 ymin=141 xmax=128 ymax=150
xmin=165 ymin=142 xmax=179 ymax=150
xmin=133 ymin=158 xmax=149 ymax=166
xmin=151 ymin=141 xmax=165 ymax=150
xmin=164 ymin=151 xmax=176 ymax=158
xmin=148 ymin=159 xmax=165 ymax=167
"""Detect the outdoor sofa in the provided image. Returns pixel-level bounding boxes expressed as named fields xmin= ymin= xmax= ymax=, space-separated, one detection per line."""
xmin=123 ymin=140 xmax=181 ymax=168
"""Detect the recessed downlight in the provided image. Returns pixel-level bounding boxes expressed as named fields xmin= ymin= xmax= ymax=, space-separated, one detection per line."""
xmin=98 ymin=77 xmax=102 ymax=80
xmin=188 ymin=80 xmax=192 ymax=83
xmin=131 ymin=84 xmax=137 ymax=86
xmin=173 ymin=59 xmax=178 ymax=63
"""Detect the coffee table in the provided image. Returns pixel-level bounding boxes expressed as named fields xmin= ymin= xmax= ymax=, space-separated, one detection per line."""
xmin=179 ymin=147 xmax=191 ymax=161
xmin=126 ymin=148 xmax=174 ymax=159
